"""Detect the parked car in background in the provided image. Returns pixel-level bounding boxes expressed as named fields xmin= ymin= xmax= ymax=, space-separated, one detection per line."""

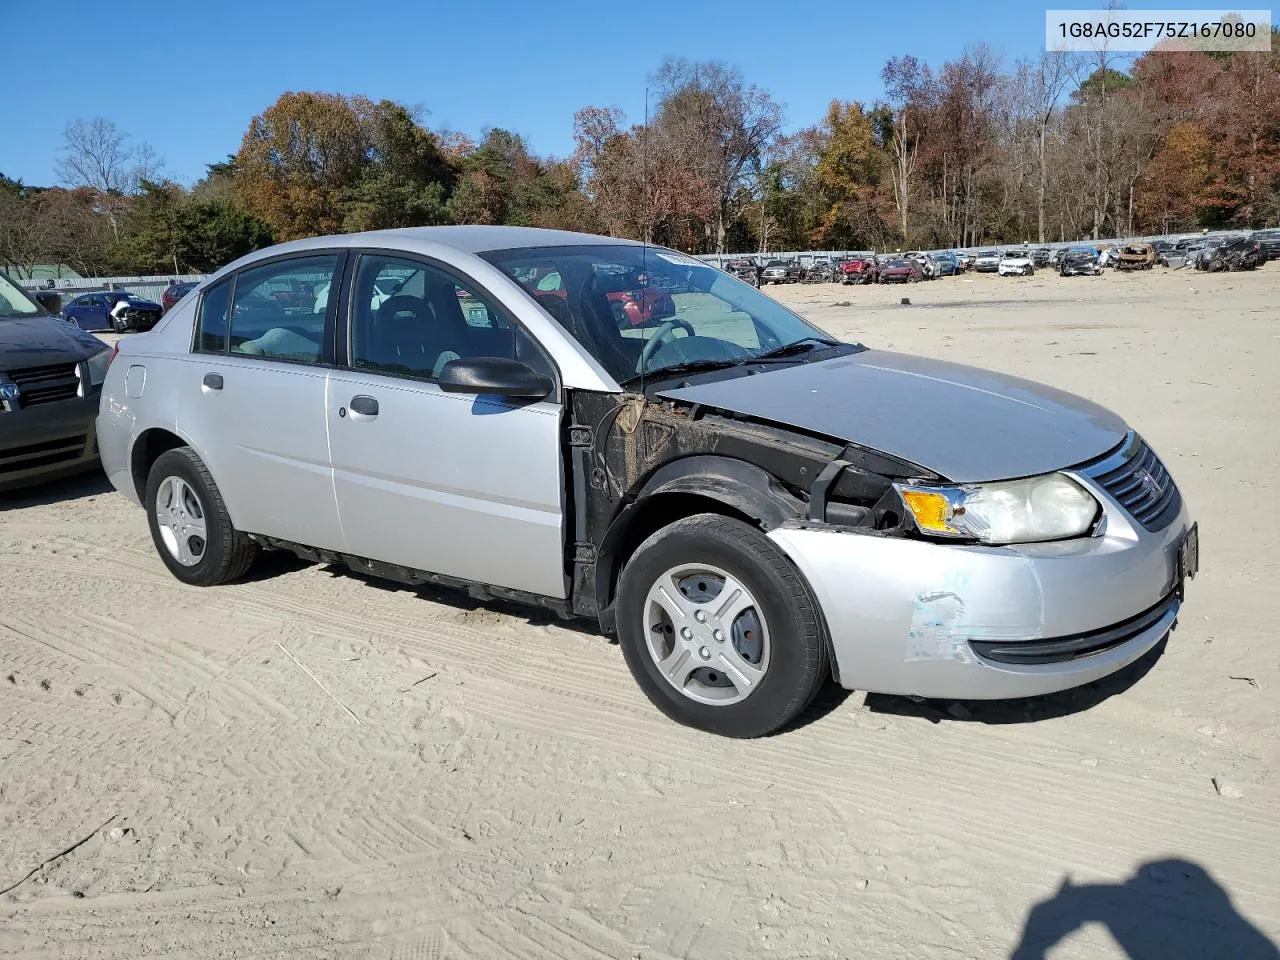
xmin=724 ymin=258 xmax=759 ymax=286
xmin=973 ymin=250 xmax=1002 ymax=273
xmin=1060 ymin=247 xmax=1101 ymax=277
xmin=929 ymin=253 xmax=958 ymax=277
xmin=878 ymin=257 xmax=924 ymax=283
xmin=838 ymin=256 xmax=878 ymax=285
xmin=998 ymin=250 xmax=1035 ymax=277
xmin=760 ymin=259 xmax=803 ymax=284
xmin=1250 ymin=229 xmax=1280 ymax=260
xmin=903 ymin=253 xmax=937 ymax=279
xmin=1 ymin=269 xmax=111 ymax=491
xmin=1031 ymin=248 xmax=1053 ymax=268
xmin=802 ymin=258 xmax=836 ymax=283
xmin=96 ymin=226 xmax=1197 ymax=738
xmin=63 ymin=290 xmax=163 ymax=333
xmin=1192 ymin=238 xmax=1226 ymax=270
xmin=1115 ymin=243 xmax=1156 ymax=271
xmin=953 ymin=251 xmax=973 ymax=270
xmin=163 ymin=281 xmax=201 ymax=315
xmin=1201 ymin=236 xmax=1266 ymax=272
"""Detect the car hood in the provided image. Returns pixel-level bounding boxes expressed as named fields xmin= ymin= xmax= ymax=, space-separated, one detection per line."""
xmin=658 ymin=350 xmax=1128 ymax=482
xmin=0 ymin=315 xmax=106 ymax=369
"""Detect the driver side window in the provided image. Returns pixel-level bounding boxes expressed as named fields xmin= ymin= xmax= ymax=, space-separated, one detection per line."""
xmin=349 ymin=255 xmax=552 ymax=383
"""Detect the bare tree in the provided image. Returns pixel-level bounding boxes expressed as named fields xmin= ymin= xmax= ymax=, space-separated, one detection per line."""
xmin=653 ymin=58 xmax=782 ymax=252
xmin=881 ymin=56 xmax=927 ymax=242
xmin=1016 ymin=52 xmax=1072 ymax=241
xmin=56 ymin=117 xmax=165 ymax=199
xmin=56 ymin=118 xmax=132 ymax=193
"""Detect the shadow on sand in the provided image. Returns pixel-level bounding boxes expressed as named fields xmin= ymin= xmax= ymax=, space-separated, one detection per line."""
xmin=1010 ymin=859 xmax=1278 ymax=959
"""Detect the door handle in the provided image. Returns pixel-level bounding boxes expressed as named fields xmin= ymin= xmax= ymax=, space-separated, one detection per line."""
xmin=349 ymin=395 xmax=378 ymax=420
xmin=202 ymin=372 xmax=224 ymax=391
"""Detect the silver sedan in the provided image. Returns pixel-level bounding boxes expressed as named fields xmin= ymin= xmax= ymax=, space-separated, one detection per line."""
xmin=96 ymin=227 xmax=1198 ymax=737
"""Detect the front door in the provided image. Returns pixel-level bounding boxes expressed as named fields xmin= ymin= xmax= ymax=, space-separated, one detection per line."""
xmin=326 ymin=253 xmax=566 ymax=598
xmin=69 ymin=295 xmax=107 ymax=331
xmin=180 ymin=253 xmax=345 ymax=551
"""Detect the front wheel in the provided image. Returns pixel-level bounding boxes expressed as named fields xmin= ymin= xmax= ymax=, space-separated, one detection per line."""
xmin=615 ymin=514 xmax=828 ymax=738
xmin=112 ymin=314 xmax=128 ymax=333
xmin=145 ymin=447 xmax=258 ymax=586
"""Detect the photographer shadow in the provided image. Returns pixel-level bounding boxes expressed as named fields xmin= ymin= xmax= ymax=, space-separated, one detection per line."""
xmin=1010 ymin=859 xmax=1278 ymax=959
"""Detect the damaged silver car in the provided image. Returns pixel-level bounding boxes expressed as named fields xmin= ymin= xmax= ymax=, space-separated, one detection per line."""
xmin=96 ymin=228 xmax=1198 ymax=737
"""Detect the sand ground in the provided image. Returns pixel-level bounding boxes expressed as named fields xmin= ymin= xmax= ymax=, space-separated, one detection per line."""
xmin=1 ymin=267 xmax=1277 ymax=958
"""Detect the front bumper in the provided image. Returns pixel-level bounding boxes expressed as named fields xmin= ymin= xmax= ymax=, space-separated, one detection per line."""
xmin=768 ymin=475 xmax=1193 ymax=700
xmin=0 ymin=393 xmax=101 ymax=492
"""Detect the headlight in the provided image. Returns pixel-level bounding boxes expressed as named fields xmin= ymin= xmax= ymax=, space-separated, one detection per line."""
xmin=83 ymin=348 xmax=111 ymax=387
xmin=896 ymin=473 xmax=1099 ymax=544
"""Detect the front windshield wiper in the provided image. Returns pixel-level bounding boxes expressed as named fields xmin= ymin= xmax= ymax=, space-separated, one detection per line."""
xmin=620 ymin=358 xmax=745 ymax=386
xmin=752 ymin=336 xmax=842 ymax=361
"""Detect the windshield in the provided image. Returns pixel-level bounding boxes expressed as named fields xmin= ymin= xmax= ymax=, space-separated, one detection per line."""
xmin=0 ymin=273 xmax=42 ymax=319
xmin=978 ymin=250 xmax=997 ymax=257
xmin=482 ymin=244 xmax=841 ymax=384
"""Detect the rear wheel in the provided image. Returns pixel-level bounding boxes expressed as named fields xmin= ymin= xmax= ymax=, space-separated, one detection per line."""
xmin=145 ymin=447 xmax=257 ymax=586
xmin=616 ymin=514 xmax=828 ymax=738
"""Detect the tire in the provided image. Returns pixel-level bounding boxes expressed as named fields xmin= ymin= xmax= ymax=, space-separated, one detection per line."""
xmin=615 ymin=514 xmax=829 ymax=738
xmin=1027 ymin=267 xmax=1035 ymax=277
xmin=145 ymin=447 xmax=258 ymax=586
xmin=112 ymin=314 xmax=128 ymax=333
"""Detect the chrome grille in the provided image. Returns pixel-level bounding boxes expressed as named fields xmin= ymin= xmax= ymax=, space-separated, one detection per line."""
xmin=4 ymin=362 xmax=80 ymax=407
xmin=1080 ymin=433 xmax=1181 ymax=532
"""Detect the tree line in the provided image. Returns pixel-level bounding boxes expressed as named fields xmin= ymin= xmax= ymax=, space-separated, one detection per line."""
xmin=2 ymin=42 xmax=1278 ymax=279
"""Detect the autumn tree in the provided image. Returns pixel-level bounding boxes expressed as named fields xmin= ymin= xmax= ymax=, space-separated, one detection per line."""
xmin=234 ymin=92 xmax=370 ymax=240
xmin=343 ymin=101 xmax=455 ymax=231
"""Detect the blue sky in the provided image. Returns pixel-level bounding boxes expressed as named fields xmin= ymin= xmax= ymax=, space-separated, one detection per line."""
xmin=4 ymin=0 xmax=1218 ymax=188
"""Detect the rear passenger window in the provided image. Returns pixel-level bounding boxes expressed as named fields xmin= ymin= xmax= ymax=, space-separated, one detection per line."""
xmin=196 ymin=279 xmax=230 ymax=353
xmin=228 ymin=255 xmax=339 ymax=364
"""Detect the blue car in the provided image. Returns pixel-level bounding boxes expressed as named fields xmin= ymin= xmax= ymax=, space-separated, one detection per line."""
xmin=931 ymin=252 xmax=959 ymax=276
xmin=62 ymin=291 xmax=163 ymax=333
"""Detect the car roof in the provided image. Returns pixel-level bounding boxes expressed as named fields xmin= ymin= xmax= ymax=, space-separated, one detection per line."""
xmin=249 ymin=225 xmax=646 ymax=259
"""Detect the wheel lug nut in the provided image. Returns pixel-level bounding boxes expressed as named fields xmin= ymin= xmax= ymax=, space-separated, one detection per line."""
xmin=694 ymin=611 xmax=706 ymax=623
xmin=698 ymin=647 xmax=710 ymax=660
xmin=713 ymin=629 xmax=724 ymax=642
xmin=680 ymin=627 xmax=693 ymax=640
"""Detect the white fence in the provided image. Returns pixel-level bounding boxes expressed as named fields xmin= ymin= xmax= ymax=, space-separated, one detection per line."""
xmin=22 ymin=274 xmax=210 ymax=305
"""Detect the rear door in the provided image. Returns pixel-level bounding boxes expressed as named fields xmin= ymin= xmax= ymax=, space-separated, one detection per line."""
xmin=326 ymin=252 xmax=566 ymax=597
xmin=180 ymin=252 xmax=345 ymax=550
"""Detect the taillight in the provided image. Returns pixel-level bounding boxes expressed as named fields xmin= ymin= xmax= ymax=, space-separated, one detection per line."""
xmin=107 ymin=343 xmax=120 ymax=368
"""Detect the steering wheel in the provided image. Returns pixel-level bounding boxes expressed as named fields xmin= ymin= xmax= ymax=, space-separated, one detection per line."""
xmin=637 ymin=318 xmax=696 ymax=373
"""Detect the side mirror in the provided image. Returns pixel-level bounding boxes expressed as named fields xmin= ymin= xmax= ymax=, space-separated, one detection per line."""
xmin=34 ymin=290 xmax=62 ymax=315
xmin=436 ymin=357 xmax=553 ymax=400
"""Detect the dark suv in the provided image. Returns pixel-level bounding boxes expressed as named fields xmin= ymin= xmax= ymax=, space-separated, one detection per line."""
xmin=1251 ymin=229 xmax=1280 ymax=261
xmin=0 ymin=271 xmax=112 ymax=491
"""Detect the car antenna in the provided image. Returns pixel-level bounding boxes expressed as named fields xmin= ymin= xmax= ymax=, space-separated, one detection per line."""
xmin=640 ymin=82 xmax=650 ymax=395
